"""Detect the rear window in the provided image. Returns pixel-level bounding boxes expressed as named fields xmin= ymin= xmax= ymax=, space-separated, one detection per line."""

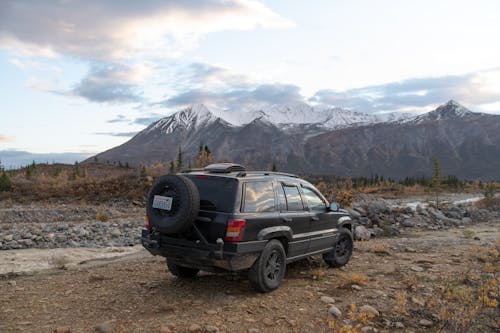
xmin=242 ymin=181 xmax=276 ymax=213
xmin=186 ymin=175 xmax=237 ymax=213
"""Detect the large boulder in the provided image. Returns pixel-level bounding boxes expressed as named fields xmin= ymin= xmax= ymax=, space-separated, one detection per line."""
xmin=354 ymin=225 xmax=371 ymax=240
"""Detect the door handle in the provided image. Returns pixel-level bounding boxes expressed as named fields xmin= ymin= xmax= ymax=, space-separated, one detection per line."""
xmin=282 ymin=217 xmax=292 ymax=223
xmin=311 ymin=216 xmax=319 ymax=221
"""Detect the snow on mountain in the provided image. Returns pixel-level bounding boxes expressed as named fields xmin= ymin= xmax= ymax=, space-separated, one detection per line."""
xmin=145 ymin=102 xmax=443 ymax=135
xmin=146 ymin=104 xmax=223 ymax=134
xmin=147 ymin=102 xmax=392 ymax=133
xmin=401 ymin=100 xmax=475 ymax=124
xmin=375 ymin=111 xmax=416 ymax=122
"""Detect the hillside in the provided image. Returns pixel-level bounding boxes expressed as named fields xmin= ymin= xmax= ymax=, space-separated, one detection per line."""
xmin=89 ymin=101 xmax=500 ymax=179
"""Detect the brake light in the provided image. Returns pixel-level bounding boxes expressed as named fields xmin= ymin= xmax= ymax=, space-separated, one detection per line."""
xmin=225 ymin=219 xmax=246 ymax=242
xmin=195 ymin=175 xmax=209 ymax=179
xmin=144 ymin=215 xmax=151 ymax=230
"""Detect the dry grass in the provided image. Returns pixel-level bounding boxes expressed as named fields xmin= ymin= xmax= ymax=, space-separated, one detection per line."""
xmin=476 ymin=197 xmax=500 ymax=211
xmin=0 ymin=163 xmax=150 ymax=204
xmin=369 ymin=243 xmax=391 ymax=255
xmin=404 ymin=239 xmax=500 ymax=332
xmin=394 ymin=290 xmax=409 ymax=315
xmin=327 ymin=304 xmax=375 ymax=333
xmin=462 ymin=229 xmax=476 ymax=239
xmin=48 ymin=255 xmax=69 ymax=270
xmin=336 ymin=272 xmax=368 ymax=288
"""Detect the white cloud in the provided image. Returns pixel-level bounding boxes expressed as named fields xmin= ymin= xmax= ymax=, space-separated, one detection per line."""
xmin=0 ymin=0 xmax=293 ymax=60
xmin=310 ymin=68 xmax=500 ymax=113
xmin=0 ymin=135 xmax=16 ymax=142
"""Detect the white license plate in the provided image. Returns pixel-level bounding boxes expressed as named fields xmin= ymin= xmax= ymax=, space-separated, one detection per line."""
xmin=152 ymin=195 xmax=173 ymax=211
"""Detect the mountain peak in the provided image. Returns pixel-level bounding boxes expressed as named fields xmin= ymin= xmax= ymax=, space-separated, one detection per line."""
xmin=433 ymin=100 xmax=472 ymax=118
xmin=146 ymin=103 xmax=220 ymax=134
xmin=407 ymin=100 xmax=473 ymax=123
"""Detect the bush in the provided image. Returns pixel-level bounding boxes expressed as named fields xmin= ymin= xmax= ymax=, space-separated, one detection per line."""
xmin=96 ymin=209 xmax=109 ymax=222
xmin=483 ymin=182 xmax=495 ymax=198
xmin=49 ymin=255 xmax=68 ymax=270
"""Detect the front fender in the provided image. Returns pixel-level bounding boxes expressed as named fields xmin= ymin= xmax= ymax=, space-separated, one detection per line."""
xmin=338 ymin=215 xmax=353 ymax=232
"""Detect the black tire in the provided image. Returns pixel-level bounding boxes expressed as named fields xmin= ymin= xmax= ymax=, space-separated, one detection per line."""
xmin=146 ymin=174 xmax=200 ymax=234
xmin=249 ymin=240 xmax=286 ymax=293
xmin=323 ymin=228 xmax=353 ymax=268
xmin=167 ymin=259 xmax=199 ymax=278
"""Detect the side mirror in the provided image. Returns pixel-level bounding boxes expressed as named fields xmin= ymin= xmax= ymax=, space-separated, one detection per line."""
xmin=329 ymin=202 xmax=339 ymax=212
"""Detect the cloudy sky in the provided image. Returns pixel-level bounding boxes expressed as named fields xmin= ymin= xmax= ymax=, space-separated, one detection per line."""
xmin=1 ymin=0 xmax=500 ymax=166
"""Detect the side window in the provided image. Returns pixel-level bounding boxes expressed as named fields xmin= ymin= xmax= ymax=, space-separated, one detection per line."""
xmin=243 ymin=181 xmax=276 ymax=213
xmin=283 ymin=185 xmax=305 ymax=211
xmin=302 ymin=187 xmax=326 ymax=211
xmin=276 ymin=183 xmax=287 ymax=212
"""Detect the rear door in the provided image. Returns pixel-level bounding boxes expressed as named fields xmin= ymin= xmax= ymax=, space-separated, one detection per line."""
xmin=239 ymin=180 xmax=279 ymax=241
xmin=277 ymin=182 xmax=311 ymax=258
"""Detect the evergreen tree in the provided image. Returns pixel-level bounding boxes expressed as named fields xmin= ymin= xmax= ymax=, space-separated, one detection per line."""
xmin=431 ymin=159 xmax=442 ymax=207
xmin=140 ymin=165 xmax=147 ymax=178
xmin=0 ymin=167 xmax=12 ymax=191
xmin=169 ymin=160 xmax=175 ymax=174
xmin=196 ymin=144 xmax=213 ymax=167
xmin=176 ymin=146 xmax=183 ymax=171
xmin=484 ymin=182 xmax=495 ymax=198
xmin=272 ymin=163 xmax=277 ymax=172
xmin=25 ymin=164 xmax=33 ymax=179
xmin=74 ymin=161 xmax=80 ymax=177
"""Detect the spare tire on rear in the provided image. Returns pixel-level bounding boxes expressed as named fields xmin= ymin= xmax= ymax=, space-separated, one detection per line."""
xmin=146 ymin=174 xmax=200 ymax=234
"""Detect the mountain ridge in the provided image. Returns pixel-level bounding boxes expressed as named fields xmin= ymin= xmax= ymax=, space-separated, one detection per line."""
xmin=89 ymin=101 xmax=500 ymax=179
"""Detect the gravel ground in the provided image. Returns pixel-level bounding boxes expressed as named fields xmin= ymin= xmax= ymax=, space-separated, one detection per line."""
xmin=1 ymin=222 xmax=498 ymax=333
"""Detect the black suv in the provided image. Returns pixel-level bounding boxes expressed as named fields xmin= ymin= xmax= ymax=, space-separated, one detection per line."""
xmin=142 ymin=163 xmax=353 ymax=292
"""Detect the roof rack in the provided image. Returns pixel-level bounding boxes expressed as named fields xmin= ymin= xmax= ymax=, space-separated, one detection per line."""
xmin=179 ymin=168 xmax=204 ymax=173
xmin=245 ymin=171 xmax=299 ymax=178
xmin=203 ymin=163 xmax=246 ymax=173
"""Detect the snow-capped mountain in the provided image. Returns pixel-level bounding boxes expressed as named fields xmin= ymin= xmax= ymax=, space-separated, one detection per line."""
xmin=90 ymin=100 xmax=500 ymax=179
xmin=145 ymin=104 xmax=224 ymax=134
xmin=145 ymin=102 xmax=397 ymax=134
xmin=397 ymin=100 xmax=479 ymax=125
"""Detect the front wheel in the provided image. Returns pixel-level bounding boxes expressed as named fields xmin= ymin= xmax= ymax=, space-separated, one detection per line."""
xmin=323 ymin=228 xmax=353 ymax=268
xmin=167 ymin=259 xmax=199 ymax=278
xmin=249 ymin=240 xmax=286 ymax=293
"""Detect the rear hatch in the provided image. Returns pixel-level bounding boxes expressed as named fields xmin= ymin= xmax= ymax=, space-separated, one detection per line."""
xmin=185 ymin=174 xmax=239 ymax=243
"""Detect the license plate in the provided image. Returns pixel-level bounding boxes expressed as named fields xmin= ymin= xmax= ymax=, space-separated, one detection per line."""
xmin=152 ymin=195 xmax=173 ymax=211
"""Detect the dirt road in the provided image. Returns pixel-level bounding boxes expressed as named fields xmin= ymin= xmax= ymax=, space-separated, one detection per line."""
xmin=1 ymin=223 xmax=499 ymax=333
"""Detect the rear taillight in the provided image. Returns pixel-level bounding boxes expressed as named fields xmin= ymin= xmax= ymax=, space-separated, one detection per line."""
xmin=144 ymin=215 xmax=151 ymax=230
xmin=225 ymin=219 xmax=246 ymax=242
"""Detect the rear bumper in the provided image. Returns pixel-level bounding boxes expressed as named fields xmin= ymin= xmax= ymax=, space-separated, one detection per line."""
xmin=141 ymin=229 xmax=266 ymax=271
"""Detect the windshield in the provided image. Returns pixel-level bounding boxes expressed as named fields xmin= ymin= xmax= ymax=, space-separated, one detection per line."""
xmin=186 ymin=175 xmax=237 ymax=213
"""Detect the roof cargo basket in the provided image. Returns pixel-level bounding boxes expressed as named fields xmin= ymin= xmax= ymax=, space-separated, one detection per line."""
xmin=204 ymin=163 xmax=246 ymax=173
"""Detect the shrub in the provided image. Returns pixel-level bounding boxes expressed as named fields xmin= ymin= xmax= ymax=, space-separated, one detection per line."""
xmin=96 ymin=210 xmax=109 ymax=222
xmin=49 ymin=255 xmax=68 ymax=270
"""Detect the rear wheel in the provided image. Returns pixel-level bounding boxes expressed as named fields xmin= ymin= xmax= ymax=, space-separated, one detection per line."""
xmin=167 ymin=259 xmax=199 ymax=278
xmin=249 ymin=240 xmax=286 ymax=293
xmin=323 ymin=228 xmax=353 ymax=268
